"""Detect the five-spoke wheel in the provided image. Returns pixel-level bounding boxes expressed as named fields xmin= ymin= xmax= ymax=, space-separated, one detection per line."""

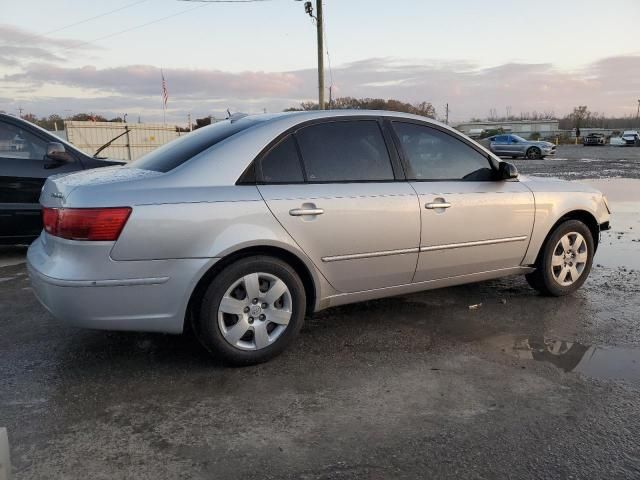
xmin=550 ymin=232 xmax=589 ymax=286
xmin=526 ymin=219 xmax=594 ymax=296
xmin=526 ymin=147 xmax=542 ymax=160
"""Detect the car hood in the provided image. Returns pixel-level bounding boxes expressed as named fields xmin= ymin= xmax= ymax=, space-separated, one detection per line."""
xmin=518 ymin=175 xmax=601 ymax=194
xmin=528 ymin=140 xmax=554 ymax=147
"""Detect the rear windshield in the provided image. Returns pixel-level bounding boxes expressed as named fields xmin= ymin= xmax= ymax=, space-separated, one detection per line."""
xmin=130 ymin=118 xmax=260 ymax=173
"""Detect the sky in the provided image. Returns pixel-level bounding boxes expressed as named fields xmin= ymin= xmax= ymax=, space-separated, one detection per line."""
xmin=1 ymin=0 xmax=639 ymax=124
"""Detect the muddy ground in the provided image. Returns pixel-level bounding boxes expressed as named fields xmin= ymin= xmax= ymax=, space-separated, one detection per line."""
xmin=1 ymin=145 xmax=639 ymax=479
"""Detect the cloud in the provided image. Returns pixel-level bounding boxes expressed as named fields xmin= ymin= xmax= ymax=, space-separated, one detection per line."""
xmin=0 ymin=23 xmax=94 ymax=66
xmin=2 ymin=54 xmax=639 ymax=122
xmin=4 ymin=64 xmax=304 ymax=98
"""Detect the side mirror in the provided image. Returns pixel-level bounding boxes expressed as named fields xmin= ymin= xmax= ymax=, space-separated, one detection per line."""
xmin=44 ymin=142 xmax=72 ymax=168
xmin=498 ymin=161 xmax=518 ymax=180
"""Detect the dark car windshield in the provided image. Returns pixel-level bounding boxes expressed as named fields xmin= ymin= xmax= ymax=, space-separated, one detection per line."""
xmin=130 ymin=117 xmax=261 ymax=173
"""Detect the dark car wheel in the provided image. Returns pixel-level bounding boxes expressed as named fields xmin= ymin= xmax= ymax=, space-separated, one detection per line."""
xmin=526 ymin=147 xmax=542 ymax=159
xmin=194 ymin=255 xmax=306 ymax=365
xmin=525 ymin=219 xmax=594 ymax=296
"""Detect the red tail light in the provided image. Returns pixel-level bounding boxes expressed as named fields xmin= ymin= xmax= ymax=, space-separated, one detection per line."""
xmin=42 ymin=207 xmax=132 ymax=241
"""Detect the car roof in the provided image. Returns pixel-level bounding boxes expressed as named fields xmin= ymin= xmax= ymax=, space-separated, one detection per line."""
xmin=242 ymin=109 xmax=453 ymax=131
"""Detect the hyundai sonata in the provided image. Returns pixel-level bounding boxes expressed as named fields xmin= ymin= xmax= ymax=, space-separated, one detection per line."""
xmin=27 ymin=111 xmax=611 ymax=364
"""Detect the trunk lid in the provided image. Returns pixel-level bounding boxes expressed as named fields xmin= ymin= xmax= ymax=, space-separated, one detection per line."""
xmin=39 ymin=167 xmax=162 ymax=208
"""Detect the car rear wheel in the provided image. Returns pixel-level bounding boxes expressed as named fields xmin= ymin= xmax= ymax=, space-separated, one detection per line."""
xmin=526 ymin=147 xmax=542 ymax=159
xmin=525 ymin=219 xmax=594 ymax=296
xmin=195 ymin=255 xmax=306 ymax=365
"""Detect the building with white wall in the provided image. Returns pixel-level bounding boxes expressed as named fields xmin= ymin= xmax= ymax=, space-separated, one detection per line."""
xmin=456 ymin=120 xmax=560 ymax=139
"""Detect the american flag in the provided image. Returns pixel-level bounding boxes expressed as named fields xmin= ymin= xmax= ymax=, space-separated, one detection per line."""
xmin=161 ymin=69 xmax=169 ymax=109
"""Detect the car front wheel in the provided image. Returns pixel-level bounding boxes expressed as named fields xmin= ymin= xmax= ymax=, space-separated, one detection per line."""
xmin=526 ymin=147 xmax=542 ymax=159
xmin=195 ymin=255 xmax=306 ymax=365
xmin=525 ymin=219 xmax=594 ymax=296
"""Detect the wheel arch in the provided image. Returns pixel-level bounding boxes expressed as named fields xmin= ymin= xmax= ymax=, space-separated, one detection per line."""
xmin=526 ymin=145 xmax=541 ymax=157
xmin=531 ymin=209 xmax=600 ymax=266
xmin=184 ymin=244 xmax=319 ymax=332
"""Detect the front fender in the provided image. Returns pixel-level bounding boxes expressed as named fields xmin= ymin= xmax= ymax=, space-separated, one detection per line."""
xmin=522 ymin=190 xmax=609 ymax=265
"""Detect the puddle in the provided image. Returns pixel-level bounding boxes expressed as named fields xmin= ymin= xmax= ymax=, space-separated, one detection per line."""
xmin=577 ymin=178 xmax=640 ymax=270
xmin=482 ymin=334 xmax=640 ymax=382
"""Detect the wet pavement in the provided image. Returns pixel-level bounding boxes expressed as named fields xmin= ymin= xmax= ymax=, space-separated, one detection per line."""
xmin=513 ymin=144 xmax=640 ymax=179
xmin=1 ymin=158 xmax=640 ymax=479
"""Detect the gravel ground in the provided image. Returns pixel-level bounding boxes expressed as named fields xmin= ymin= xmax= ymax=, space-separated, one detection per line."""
xmin=512 ymin=144 xmax=640 ymax=180
xmin=1 ymin=152 xmax=639 ymax=479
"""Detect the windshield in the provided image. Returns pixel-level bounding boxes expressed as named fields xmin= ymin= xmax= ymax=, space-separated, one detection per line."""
xmin=129 ymin=117 xmax=261 ymax=173
xmin=511 ymin=135 xmax=527 ymax=142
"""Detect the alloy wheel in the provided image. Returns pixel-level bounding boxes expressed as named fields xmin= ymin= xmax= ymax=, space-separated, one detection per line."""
xmin=527 ymin=148 xmax=541 ymax=159
xmin=551 ymin=232 xmax=588 ymax=286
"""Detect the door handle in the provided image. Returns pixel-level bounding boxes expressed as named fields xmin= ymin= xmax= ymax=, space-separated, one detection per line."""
xmin=289 ymin=207 xmax=324 ymax=216
xmin=425 ymin=202 xmax=451 ymax=209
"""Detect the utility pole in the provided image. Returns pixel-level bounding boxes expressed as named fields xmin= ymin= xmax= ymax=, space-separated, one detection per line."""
xmin=301 ymin=1 xmax=325 ymax=109
xmin=636 ymin=99 xmax=640 ymax=121
xmin=188 ymin=113 xmax=192 ymax=132
xmin=445 ymin=103 xmax=449 ymax=125
xmin=17 ymin=107 xmax=23 ymax=118
xmin=315 ymin=0 xmax=325 ymax=110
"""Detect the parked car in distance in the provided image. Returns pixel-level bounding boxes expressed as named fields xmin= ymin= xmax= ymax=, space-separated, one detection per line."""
xmin=28 ymin=111 xmax=611 ymax=365
xmin=583 ymin=133 xmax=606 ymax=146
xmin=0 ymin=113 xmax=123 ymax=244
xmin=610 ymin=130 xmax=640 ymax=146
xmin=485 ymin=134 xmax=556 ymax=159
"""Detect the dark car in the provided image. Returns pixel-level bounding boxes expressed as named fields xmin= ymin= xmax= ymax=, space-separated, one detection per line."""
xmin=583 ymin=133 xmax=606 ymax=146
xmin=0 ymin=113 xmax=123 ymax=244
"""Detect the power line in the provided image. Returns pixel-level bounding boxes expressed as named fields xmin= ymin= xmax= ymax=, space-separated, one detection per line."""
xmin=178 ymin=0 xmax=272 ymax=2
xmin=61 ymin=3 xmax=212 ymax=51
xmin=42 ymin=0 xmax=151 ymax=37
xmin=321 ymin=2 xmax=334 ymax=106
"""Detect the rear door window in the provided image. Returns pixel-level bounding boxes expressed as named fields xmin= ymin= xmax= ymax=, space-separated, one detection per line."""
xmin=295 ymin=120 xmax=394 ymax=182
xmin=259 ymin=135 xmax=304 ymax=183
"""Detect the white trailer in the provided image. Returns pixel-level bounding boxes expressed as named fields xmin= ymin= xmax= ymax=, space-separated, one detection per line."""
xmin=63 ymin=121 xmax=186 ymax=161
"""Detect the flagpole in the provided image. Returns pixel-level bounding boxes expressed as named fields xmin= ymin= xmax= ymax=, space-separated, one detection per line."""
xmin=161 ymin=67 xmax=167 ymax=127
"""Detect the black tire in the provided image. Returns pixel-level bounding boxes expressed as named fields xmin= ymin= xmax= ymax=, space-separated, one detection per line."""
xmin=526 ymin=147 xmax=542 ymax=159
xmin=525 ymin=219 xmax=594 ymax=296
xmin=194 ymin=255 xmax=306 ymax=365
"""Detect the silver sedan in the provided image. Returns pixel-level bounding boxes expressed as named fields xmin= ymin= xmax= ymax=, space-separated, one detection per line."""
xmin=486 ymin=134 xmax=556 ymax=159
xmin=28 ymin=111 xmax=611 ymax=364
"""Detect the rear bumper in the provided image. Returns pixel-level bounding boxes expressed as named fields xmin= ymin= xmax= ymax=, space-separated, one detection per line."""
xmin=27 ymin=233 xmax=218 ymax=333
